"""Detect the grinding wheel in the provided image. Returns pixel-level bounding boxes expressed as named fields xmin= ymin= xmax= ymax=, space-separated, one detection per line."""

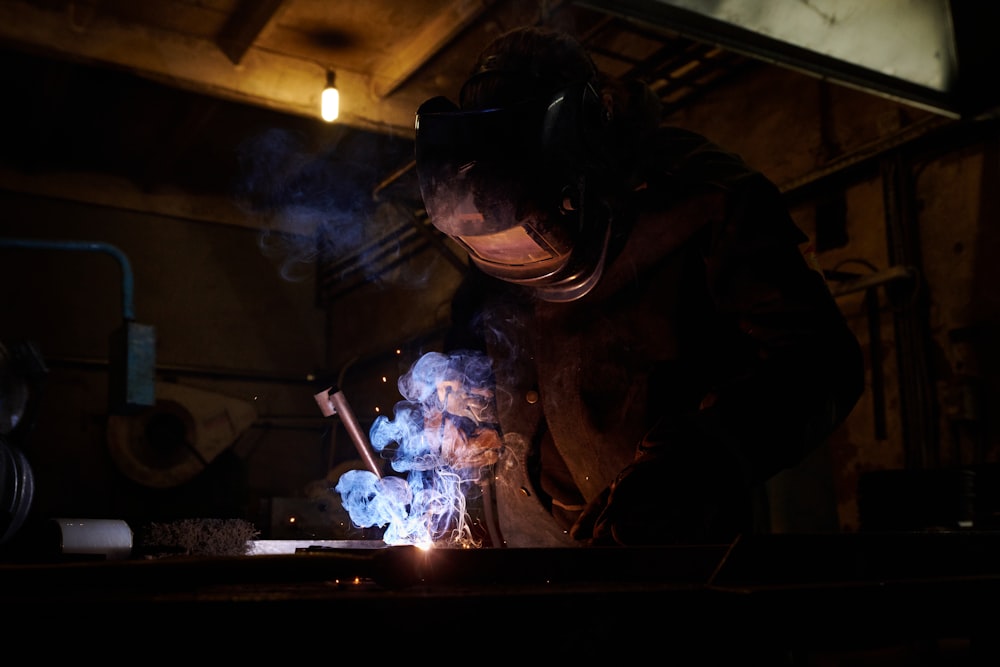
xmin=107 ymin=382 xmax=257 ymax=488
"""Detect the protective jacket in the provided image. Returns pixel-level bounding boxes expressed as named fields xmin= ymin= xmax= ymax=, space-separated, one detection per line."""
xmin=446 ymin=126 xmax=865 ymax=547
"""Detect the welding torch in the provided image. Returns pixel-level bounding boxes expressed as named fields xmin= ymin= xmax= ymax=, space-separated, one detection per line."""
xmin=314 ymin=387 xmax=382 ymax=478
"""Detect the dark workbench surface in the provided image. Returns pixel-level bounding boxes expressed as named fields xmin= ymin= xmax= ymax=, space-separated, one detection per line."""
xmin=2 ymin=532 xmax=998 ymax=660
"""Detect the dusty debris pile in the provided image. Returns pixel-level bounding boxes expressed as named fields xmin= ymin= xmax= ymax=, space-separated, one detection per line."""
xmin=139 ymin=518 xmax=260 ymax=558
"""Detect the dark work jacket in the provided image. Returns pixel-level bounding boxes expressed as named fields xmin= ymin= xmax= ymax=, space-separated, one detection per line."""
xmin=445 ymin=126 xmax=865 ymax=547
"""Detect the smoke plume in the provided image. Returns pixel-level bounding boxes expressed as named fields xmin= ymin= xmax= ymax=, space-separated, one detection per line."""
xmin=335 ymin=350 xmax=501 ymax=547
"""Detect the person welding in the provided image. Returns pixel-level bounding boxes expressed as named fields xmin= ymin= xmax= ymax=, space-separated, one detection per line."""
xmin=414 ymin=26 xmax=864 ymax=546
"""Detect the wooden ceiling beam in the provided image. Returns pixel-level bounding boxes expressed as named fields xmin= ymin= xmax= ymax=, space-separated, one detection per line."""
xmin=370 ymin=0 xmax=497 ymax=98
xmin=217 ymin=0 xmax=289 ymax=65
xmin=0 ymin=0 xmax=421 ymax=136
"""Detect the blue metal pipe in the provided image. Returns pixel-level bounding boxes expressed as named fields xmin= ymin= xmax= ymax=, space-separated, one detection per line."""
xmin=0 ymin=238 xmax=136 ymax=320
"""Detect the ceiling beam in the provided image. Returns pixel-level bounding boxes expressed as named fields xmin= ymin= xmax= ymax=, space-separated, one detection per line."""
xmin=0 ymin=0 xmax=421 ymax=136
xmin=217 ymin=0 xmax=289 ymax=65
xmin=370 ymin=0 xmax=497 ymax=98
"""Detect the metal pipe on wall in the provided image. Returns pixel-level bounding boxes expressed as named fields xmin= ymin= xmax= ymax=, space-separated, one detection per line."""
xmin=0 ymin=238 xmax=136 ymax=320
xmin=0 ymin=237 xmax=156 ymax=410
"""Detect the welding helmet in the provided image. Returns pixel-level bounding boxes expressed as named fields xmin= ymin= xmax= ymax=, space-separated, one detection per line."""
xmin=415 ymin=80 xmax=616 ymax=302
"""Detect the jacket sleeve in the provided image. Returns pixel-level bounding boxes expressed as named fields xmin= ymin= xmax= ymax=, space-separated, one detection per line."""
xmin=642 ymin=170 xmax=865 ymax=485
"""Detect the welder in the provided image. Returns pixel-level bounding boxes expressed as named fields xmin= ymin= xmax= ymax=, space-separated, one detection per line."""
xmin=414 ymin=26 xmax=864 ymax=546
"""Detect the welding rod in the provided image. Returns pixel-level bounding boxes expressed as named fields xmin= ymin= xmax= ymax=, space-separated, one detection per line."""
xmin=314 ymin=388 xmax=382 ymax=478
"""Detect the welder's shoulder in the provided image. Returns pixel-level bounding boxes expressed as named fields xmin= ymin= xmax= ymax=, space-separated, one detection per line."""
xmin=652 ymin=126 xmax=759 ymax=189
xmin=641 ymin=127 xmax=807 ymax=254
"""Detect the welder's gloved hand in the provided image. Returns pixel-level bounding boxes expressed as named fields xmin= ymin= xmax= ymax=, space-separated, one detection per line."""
xmin=569 ymin=433 xmax=753 ymax=546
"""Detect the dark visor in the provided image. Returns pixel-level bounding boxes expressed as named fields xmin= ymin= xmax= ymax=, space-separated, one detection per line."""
xmin=415 ymin=98 xmax=552 ymax=235
xmin=415 ymin=98 xmax=575 ymax=279
xmin=414 ymin=87 xmax=611 ymax=300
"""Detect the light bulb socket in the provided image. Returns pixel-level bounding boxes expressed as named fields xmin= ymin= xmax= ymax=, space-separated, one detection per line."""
xmin=325 ymin=70 xmax=336 ymax=89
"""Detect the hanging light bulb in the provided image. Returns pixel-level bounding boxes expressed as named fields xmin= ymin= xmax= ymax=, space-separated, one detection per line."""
xmin=321 ymin=70 xmax=339 ymax=122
